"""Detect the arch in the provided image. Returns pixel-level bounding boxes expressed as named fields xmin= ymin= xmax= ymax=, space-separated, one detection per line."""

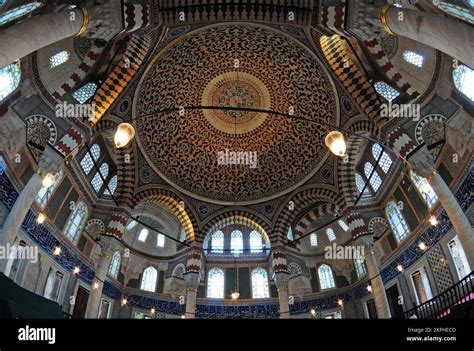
xmin=251 ymin=268 xmax=270 ymax=298
xmin=409 ymin=170 xmax=438 ymax=208
xmin=230 ymin=230 xmax=243 ymax=255
xmin=64 ymin=201 xmax=88 ymax=243
xmin=171 ymin=263 xmax=185 ymax=279
xmin=288 ymin=262 xmax=303 ymax=277
xmin=108 ymin=251 xmax=121 ymax=279
xmin=372 ymin=144 xmax=393 ymax=173
xmin=202 ymin=211 xmax=271 ymax=246
xmin=49 ymin=51 xmax=70 ymax=69
xmin=293 ymin=203 xmax=340 ymax=238
xmin=310 ymin=233 xmax=318 ymax=247
xmin=91 ymin=162 xmax=109 ymax=192
xmin=453 ymin=64 xmax=474 ymax=101
xmin=249 ymin=230 xmax=263 ymax=253
xmin=386 ymin=201 xmax=410 ymax=241
xmin=132 ymin=188 xmax=198 ymax=243
xmin=140 ymin=266 xmax=158 ymax=292
xmin=364 ymin=162 xmax=382 ymax=192
xmin=326 ymin=228 xmax=336 ymax=241
xmin=207 ymin=267 xmax=224 ymax=298
xmin=80 ymin=143 xmax=100 ymax=175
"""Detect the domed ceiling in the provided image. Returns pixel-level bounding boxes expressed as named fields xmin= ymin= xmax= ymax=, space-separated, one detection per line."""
xmin=133 ymin=24 xmax=339 ymax=204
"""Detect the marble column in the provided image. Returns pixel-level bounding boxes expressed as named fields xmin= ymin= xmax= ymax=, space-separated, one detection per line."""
xmin=408 ymin=146 xmax=474 ymax=269
xmin=0 ymin=8 xmax=87 ymax=69
xmin=274 ymin=272 xmax=291 ymax=319
xmin=0 ymin=146 xmax=62 ymax=273
xmin=183 ymin=272 xmax=200 ymax=319
xmin=348 ymin=213 xmax=391 ymax=318
xmin=381 ymin=5 xmax=474 ymax=68
xmin=85 ymin=238 xmax=117 ymax=319
xmin=0 ymin=109 xmax=26 ymax=160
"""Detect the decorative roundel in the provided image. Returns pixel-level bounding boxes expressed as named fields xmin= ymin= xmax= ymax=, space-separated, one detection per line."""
xmin=134 ymin=24 xmax=339 ymax=204
xmin=321 ymin=165 xmax=333 ymax=183
xmin=198 ymin=204 xmax=209 ymax=215
xmin=415 ymin=114 xmax=447 ymax=159
xmin=84 ymin=219 xmax=105 ymax=240
xmin=140 ymin=166 xmax=153 ymax=183
xmin=368 ymin=217 xmax=388 ymax=238
xmin=117 ymin=97 xmax=131 ymax=116
xmin=341 ymin=95 xmax=354 ymax=116
xmin=263 ymin=204 xmax=274 ymax=214
xmin=380 ymin=33 xmax=399 ymax=59
xmin=25 ymin=115 xmax=57 ymax=160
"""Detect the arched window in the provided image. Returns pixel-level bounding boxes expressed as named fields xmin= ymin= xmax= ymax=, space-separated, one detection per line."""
xmin=372 ymin=144 xmax=393 ymax=173
xmin=108 ymin=251 xmax=121 ymax=279
xmin=140 ymin=266 xmax=158 ymax=292
xmin=179 ymin=228 xmax=186 ymax=242
xmin=402 ymin=50 xmax=424 ymax=68
xmin=172 ymin=264 xmax=185 ymax=279
xmin=310 ymin=233 xmax=318 ymax=246
xmin=433 ymin=1 xmax=474 ymax=25
xmin=326 ymin=228 xmax=336 ymax=242
xmin=338 ymin=219 xmax=349 ymax=232
xmin=374 ymin=81 xmax=400 ymax=102
xmin=364 ymin=162 xmax=383 ymax=192
xmin=0 ymin=61 xmax=21 ymax=102
xmin=354 ymin=257 xmax=366 ymax=278
xmin=410 ymin=170 xmax=438 ymax=208
xmin=49 ymin=51 xmax=70 ymax=69
xmin=138 ymin=228 xmax=148 ymax=242
xmin=207 ymin=267 xmax=224 ymax=298
xmin=211 ymin=230 xmax=224 ymax=253
xmin=0 ymin=3 xmax=42 ymax=27
xmin=318 ymin=264 xmax=335 ymax=290
xmin=72 ymin=82 xmax=97 ymax=104
xmin=386 ymin=201 xmax=410 ymax=241
xmin=249 ymin=230 xmax=263 ymax=253
xmin=126 ymin=219 xmax=137 ymax=231
xmin=80 ymin=144 xmax=100 ymax=175
xmin=103 ymin=175 xmax=117 ymax=196
xmin=287 ymin=227 xmax=294 ymax=241
xmin=230 ymin=230 xmax=243 ymax=255
xmin=453 ymin=64 xmax=474 ymax=101
xmin=156 ymin=233 xmax=165 ymax=248
xmin=36 ymin=169 xmax=63 ymax=208
xmin=64 ymin=202 xmax=88 ymax=242
xmin=91 ymin=163 xmax=109 ymax=193
xmin=355 ymin=172 xmax=370 ymax=196
xmin=252 ymin=268 xmax=270 ymax=298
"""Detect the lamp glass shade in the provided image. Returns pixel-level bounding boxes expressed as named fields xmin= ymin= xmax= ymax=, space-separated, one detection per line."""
xmin=231 ymin=292 xmax=240 ymax=300
xmin=114 ymin=123 xmax=135 ymax=148
xmin=36 ymin=213 xmax=46 ymax=224
xmin=42 ymin=173 xmax=56 ymax=189
xmin=325 ymin=131 xmax=346 ymax=157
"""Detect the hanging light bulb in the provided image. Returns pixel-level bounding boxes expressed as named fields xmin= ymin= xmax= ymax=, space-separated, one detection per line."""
xmin=151 ymin=308 xmax=155 ymax=314
xmin=36 ymin=213 xmax=46 ymax=224
xmin=73 ymin=266 xmax=80 ymax=275
xmin=181 ymin=315 xmax=186 ymax=319
xmin=396 ymin=264 xmax=404 ymax=272
xmin=93 ymin=282 xmax=99 ymax=290
xmin=53 ymin=246 xmax=61 ymax=256
xmin=418 ymin=242 xmax=427 ymax=251
xmin=42 ymin=173 xmax=56 ymax=189
xmin=325 ymin=131 xmax=346 ymax=157
xmin=337 ymin=299 xmax=344 ymax=306
xmin=367 ymin=285 xmax=373 ymax=293
xmin=114 ymin=123 xmax=135 ymax=148
xmin=121 ymin=298 xmax=128 ymax=306
xmin=429 ymin=215 xmax=438 ymax=227
xmin=231 ymin=291 xmax=240 ymax=300
xmin=310 ymin=308 xmax=316 ymax=316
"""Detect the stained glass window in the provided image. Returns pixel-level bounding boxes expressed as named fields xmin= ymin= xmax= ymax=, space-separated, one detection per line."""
xmin=365 ymin=162 xmax=383 ymax=192
xmin=36 ymin=169 xmax=63 ymax=208
xmin=326 ymin=228 xmax=336 ymax=242
xmin=211 ymin=230 xmax=224 ymax=253
xmin=402 ymin=50 xmax=424 ymax=68
xmin=252 ymin=268 xmax=270 ymax=298
xmin=356 ymin=172 xmax=370 ymax=196
xmin=64 ymin=201 xmax=88 ymax=243
xmin=207 ymin=267 xmax=224 ymax=298
xmin=354 ymin=257 xmax=367 ymax=278
xmin=386 ymin=201 xmax=410 ymax=241
xmin=249 ymin=230 xmax=263 ymax=253
xmin=230 ymin=230 xmax=243 ymax=255
xmin=453 ymin=65 xmax=474 ymax=101
xmin=434 ymin=1 xmax=474 ymax=25
xmin=72 ymin=82 xmax=97 ymax=104
xmin=318 ymin=264 xmax=335 ymax=290
xmin=156 ymin=233 xmax=165 ymax=247
xmin=374 ymin=81 xmax=400 ymax=102
xmin=103 ymin=175 xmax=117 ymax=195
xmin=372 ymin=144 xmax=393 ymax=173
xmin=91 ymin=163 xmax=109 ymax=193
xmin=310 ymin=233 xmax=318 ymax=246
xmin=338 ymin=219 xmax=349 ymax=232
xmin=138 ymin=228 xmax=148 ymax=242
xmin=410 ymin=170 xmax=438 ymax=208
xmin=49 ymin=51 xmax=70 ymax=69
xmin=0 ymin=61 xmax=21 ymax=101
xmin=140 ymin=266 xmax=157 ymax=292
xmin=0 ymin=2 xmax=41 ymax=27
xmin=80 ymin=144 xmax=100 ymax=175
xmin=108 ymin=251 xmax=121 ymax=279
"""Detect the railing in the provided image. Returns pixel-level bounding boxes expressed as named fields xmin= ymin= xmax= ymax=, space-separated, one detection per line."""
xmin=401 ymin=271 xmax=473 ymax=319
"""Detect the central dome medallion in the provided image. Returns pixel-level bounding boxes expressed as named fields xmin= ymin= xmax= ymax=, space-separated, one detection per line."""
xmin=133 ymin=24 xmax=339 ymax=204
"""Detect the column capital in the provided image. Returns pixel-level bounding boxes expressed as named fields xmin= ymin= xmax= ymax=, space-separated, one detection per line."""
xmin=37 ymin=145 xmax=64 ymax=175
xmin=273 ymin=271 xmax=290 ymax=290
xmin=406 ymin=144 xmax=436 ymax=178
xmin=183 ymin=272 xmax=200 ymax=290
